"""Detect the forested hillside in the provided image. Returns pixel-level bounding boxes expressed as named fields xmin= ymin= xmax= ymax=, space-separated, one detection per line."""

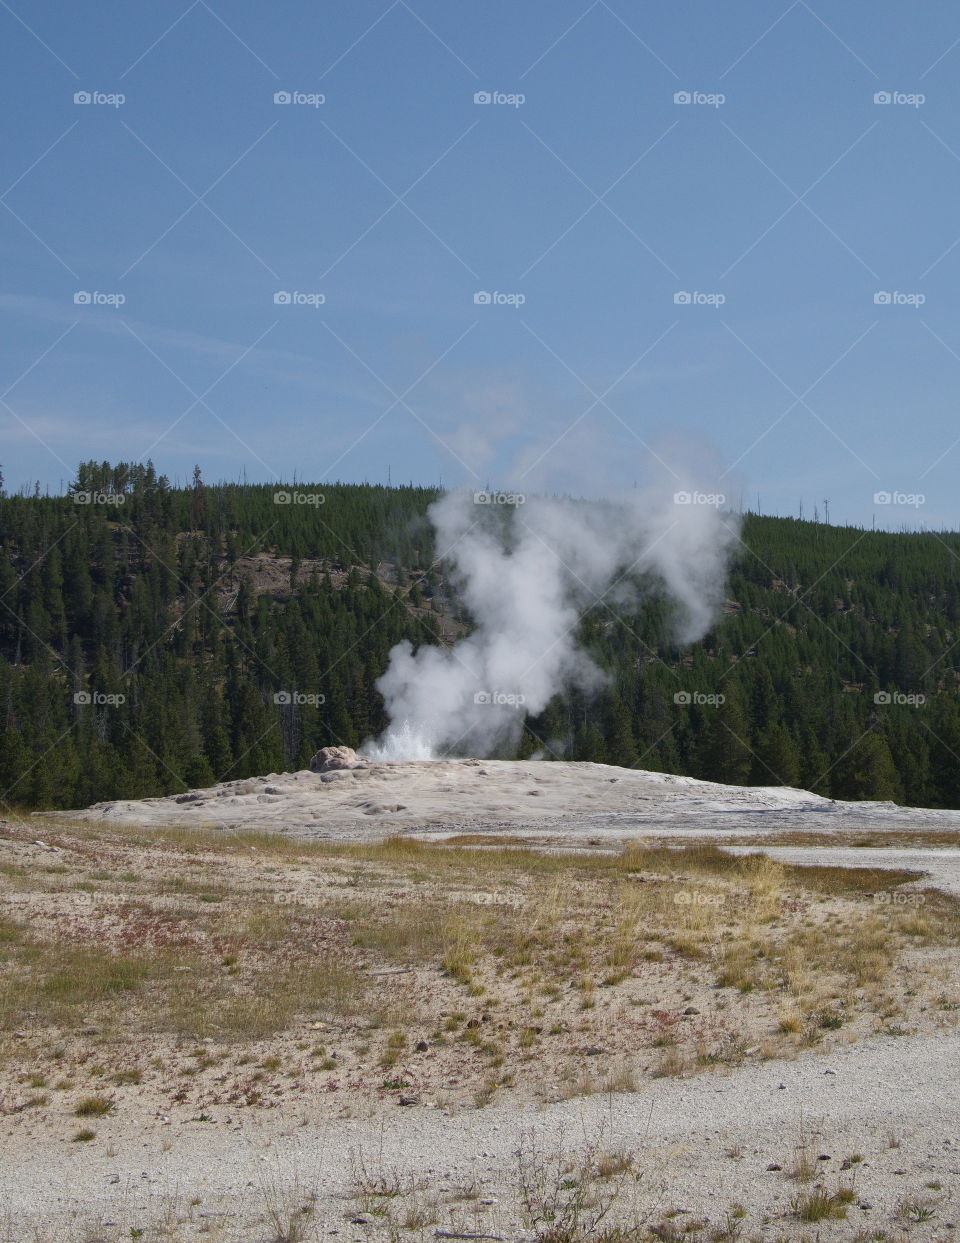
xmin=1 ymin=461 xmax=957 ymax=810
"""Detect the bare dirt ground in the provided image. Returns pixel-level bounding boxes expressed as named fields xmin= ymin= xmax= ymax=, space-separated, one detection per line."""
xmin=4 ymin=760 xmax=960 ymax=1241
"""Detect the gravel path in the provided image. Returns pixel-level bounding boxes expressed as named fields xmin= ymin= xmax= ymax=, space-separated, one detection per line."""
xmin=5 ymin=1031 xmax=959 ymax=1240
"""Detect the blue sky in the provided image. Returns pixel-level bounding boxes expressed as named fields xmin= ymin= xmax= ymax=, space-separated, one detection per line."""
xmin=2 ymin=0 xmax=960 ymax=528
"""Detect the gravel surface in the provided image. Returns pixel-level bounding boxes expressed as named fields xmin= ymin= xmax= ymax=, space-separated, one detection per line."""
xmin=4 ymin=1030 xmax=959 ymax=1240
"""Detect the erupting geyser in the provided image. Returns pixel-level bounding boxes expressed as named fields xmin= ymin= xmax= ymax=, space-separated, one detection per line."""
xmin=362 ymin=487 xmax=738 ymax=762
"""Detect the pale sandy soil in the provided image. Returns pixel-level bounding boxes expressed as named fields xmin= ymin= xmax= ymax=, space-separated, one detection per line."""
xmin=5 ymin=1030 xmax=960 ymax=1243
xmin=4 ymin=760 xmax=960 ymax=1241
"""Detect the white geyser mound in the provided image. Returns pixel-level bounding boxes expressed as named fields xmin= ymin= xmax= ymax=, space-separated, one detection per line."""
xmin=362 ymin=487 xmax=738 ymax=761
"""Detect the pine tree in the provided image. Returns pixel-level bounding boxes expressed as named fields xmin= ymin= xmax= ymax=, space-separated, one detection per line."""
xmin=751 ymin=724 xmax=801 ymax=787
xmin=832 ymin=731 xmax=903 ymax=802
xmin=606 ymin=696 xmax=638 ymax=768
xmin=697 ymin=693 xmax=752 ymax=785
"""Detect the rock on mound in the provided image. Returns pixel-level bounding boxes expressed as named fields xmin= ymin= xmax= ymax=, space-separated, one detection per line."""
xmin=309 ymin=746 xmax=367 ymax=773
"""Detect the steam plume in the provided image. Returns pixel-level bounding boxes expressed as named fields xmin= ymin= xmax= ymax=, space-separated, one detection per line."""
xmin=363 ymin=486 xmax=738 ymax=761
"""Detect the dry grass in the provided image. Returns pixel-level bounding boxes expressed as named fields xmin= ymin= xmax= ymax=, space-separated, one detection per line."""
xmin=706 ymin=827 xmax=960 ymax=850
xmin=791 ymin=1184 xmax=856 ymax=1221
xmin=1 ymin=820 xmax=958 ymax=1118
xmin=0 ymin=923 xmax=362 ymax=1040
xmin=74 ymin=1094 xmax=113 ymax=1116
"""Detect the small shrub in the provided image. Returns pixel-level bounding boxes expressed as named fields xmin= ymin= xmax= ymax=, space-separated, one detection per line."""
xmin=792 ymin=1188 xmax=851 ymax=1221
xmin=74 ymin=1095 xmax=113 ymax=1117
